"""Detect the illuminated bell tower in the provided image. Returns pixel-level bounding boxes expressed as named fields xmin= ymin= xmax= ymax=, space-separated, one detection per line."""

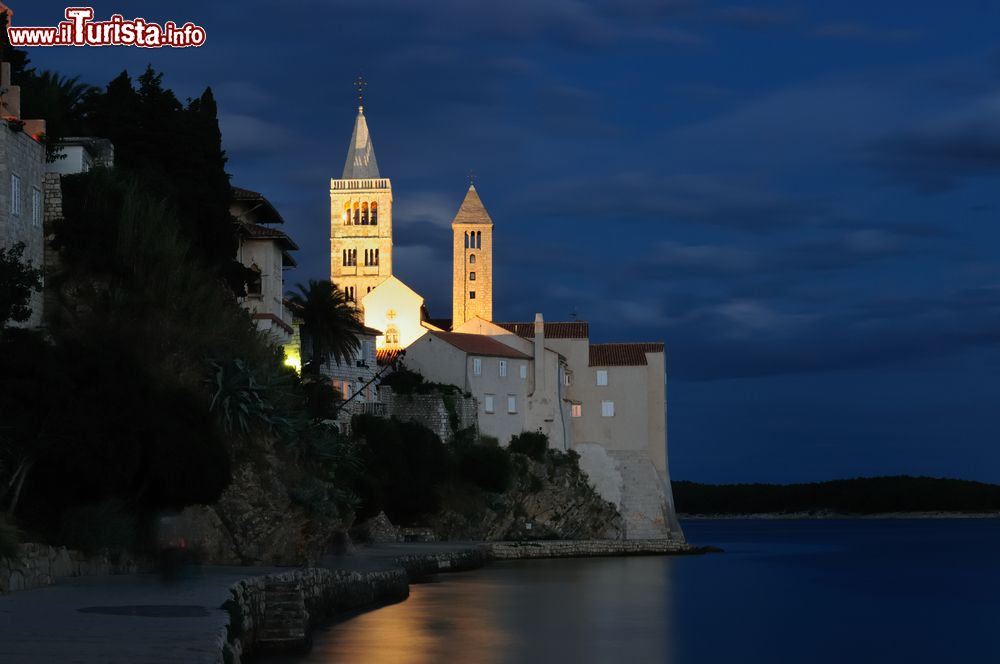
xmin=330 ymin=78 xmax=393 ymax=303
xmin=451 ymin=183 xmax=494 ymax=327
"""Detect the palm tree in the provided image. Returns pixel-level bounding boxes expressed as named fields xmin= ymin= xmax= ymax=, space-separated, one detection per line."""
xmin=287 ymin=280 xmax=363 ymax=375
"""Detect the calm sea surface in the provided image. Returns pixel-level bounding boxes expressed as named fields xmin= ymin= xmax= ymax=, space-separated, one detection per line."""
xmin=298 ymin=520 xmax=1000 ymax=663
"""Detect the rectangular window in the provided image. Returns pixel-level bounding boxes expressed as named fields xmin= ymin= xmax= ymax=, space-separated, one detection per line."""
xmin=11 ymin=174 xmax=21 ymax=216
xmin=469 ymin=271 xmax=476 ymax=281
xmin=469 ymin=291 xmax=476 ymax=299
xmin=596 ymin=370 xmax=608 ymax=386
xmin=601 ymin=400 xmax=615 ymax=417
xmin=519 ymin=364 xmax=527 ymax=379
xmin=32 ymin=188 xmax=41 ymax=228
xmin=499 ymin=360 xmax=507 ymax=377
xmin=473 ymin=358 xmax=482 ymax=375
xmin=507 ymin=395 xmax=517 ymax=414
xmin=564 ymin=371 xmax=572 ymax=386
xmin=571 ymin=404 xmax=582 ymax=418
xmin=484 ymin=394 xmax=495 ymax=413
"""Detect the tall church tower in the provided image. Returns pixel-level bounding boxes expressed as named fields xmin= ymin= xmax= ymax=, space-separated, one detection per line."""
xmin=330 ymin=90 xmax=393 ymax=303
xmin=452 ymin=184 xmax=494 ymax=327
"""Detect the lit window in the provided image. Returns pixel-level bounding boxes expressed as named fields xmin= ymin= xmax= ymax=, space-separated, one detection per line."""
xmin=11 ymin=174 xmax=21 ymax=216
xmin=32 ymin=188 xmax=41 ymax=228
xmin=571 ymin=404 xmax=582 ymax=418
xmin=519 ymin=364 xmax=527 ymax=379
xmin=470 ymin=291 xmax=476 ymax=299
xmin=507 ymin=395 xmax=517 ymax=414
xmin=469 ymin=271 xmax=476 ymax=281
xmin=484 ymin=394 xmax=495 ymax=413
xmin=385 ymin=325 xmax=400 ymax=347
xmin=596 ymin=370 xmax=608 ymax=386
xmin=499 ymin=360 xmax=507 ymax=377
xmin=469 ymin=254 xmax=476 ymax=264
xmin=473 ymin=358 xmax=482 ymax=375
xmin=601 ymin=400 xmax=615 ymax=417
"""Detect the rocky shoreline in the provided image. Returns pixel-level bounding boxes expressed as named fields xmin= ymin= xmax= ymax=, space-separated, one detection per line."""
xmin=220 ymin=538 xmax=700 ymax=663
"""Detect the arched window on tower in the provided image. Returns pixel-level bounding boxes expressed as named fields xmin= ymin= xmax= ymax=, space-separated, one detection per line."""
xmin=374 ymin=248 xmax=379 ymax=265
xmin=353 ymin=202 xmax=360 ymax=225
xmin=464 ymin=231 xmax=469 ymax=249
xmin=476 ymin=231 xmax=482 ymax=248
xmin=247 ymin=263 xmax=262 ymax=297
xmin=343 ymin=202 xmax=351 ymax=225
xmin=469 ymin=254 xmax=476 ymax=264
xmin=361 ymin=202 xmax=369 ymax=225
xmin=371 ymin=202 xmax=378 ymax=225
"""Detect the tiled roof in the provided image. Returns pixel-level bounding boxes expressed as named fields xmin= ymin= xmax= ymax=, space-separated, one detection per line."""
xmin=376 ymin=348 xmax=403 ymax=366
xmin=430 ymin=331 xmax=531 ymax=359
xmin=238 ymin=223 xmax=299 ymax=250
xmin=589 ymin=342 xmax=664 ymax=367
xmin=232 ymin=186 xmax=285 ymax=224
xmin=496 ymin=321 xmax=589 ymax=339
xmin=451 ymin=185 xmax=494 ymax=225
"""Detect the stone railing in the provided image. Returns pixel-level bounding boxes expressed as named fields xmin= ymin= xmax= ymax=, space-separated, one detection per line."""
xmin=330 ymin=178 xmax=391 ymax=191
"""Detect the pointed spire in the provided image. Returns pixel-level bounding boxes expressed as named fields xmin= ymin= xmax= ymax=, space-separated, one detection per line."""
xmin=341 ymin=78 xmax=380 ymax=179
xmin=452 ymin=183 xmax=494 ymax=226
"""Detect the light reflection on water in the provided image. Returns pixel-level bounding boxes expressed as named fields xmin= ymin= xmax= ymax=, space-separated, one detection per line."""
xmin=277 ymin=521 xmax=1000 ymax=663
xmin=306 ymin=558 xmax=673 ymax=664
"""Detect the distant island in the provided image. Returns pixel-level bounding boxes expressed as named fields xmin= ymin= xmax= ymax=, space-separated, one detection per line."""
xmin=673 ymin=476 xmax=1000 ymax=517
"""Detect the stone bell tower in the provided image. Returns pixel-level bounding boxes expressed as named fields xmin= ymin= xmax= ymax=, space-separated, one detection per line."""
xmin=330 ymin=79 xmax=393 ymax=304
xmin=451 ymin=184 xmax=494 ymax=327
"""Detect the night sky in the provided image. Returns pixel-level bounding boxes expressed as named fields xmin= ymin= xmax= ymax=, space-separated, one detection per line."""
xmin=19 ymin=1 xmax=1000 ymax=483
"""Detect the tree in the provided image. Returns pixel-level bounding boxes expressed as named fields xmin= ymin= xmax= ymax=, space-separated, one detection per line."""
xmin=0 ymin=243 xmax=42 ymax=326
xmin=287 ymin=280 xmax=363 ymax=375
xmin=19 ymin=71 xmax=98 ymax=161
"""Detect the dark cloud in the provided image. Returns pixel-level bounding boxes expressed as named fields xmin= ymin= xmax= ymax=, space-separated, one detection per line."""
xmin=654 ymin=285 xmax=1000 ymax=380
xmin=865 ymin=112 xmax=1000 ymax=193
xmin=712 ymin=6 xmax=796 ymax=30
xmin=812 ymin=22 xmax=921 ymax=42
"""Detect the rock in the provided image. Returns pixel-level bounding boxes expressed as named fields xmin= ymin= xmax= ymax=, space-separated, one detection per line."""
xmin=354 ymin=512 xmax=401 ymax=544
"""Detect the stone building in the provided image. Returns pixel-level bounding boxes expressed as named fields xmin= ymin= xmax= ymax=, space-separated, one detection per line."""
xmin=329 ymin=102 xmax=393 ymax=305
xmin=0 ymin=59 xmax=47 ymax=328
xmin=326 ymin=93 xmax=682 ymax=540
xmin=451 ymin=185 xmax=494 ymax=328
xmin=231 ymin=186 xmax=297 ymax=346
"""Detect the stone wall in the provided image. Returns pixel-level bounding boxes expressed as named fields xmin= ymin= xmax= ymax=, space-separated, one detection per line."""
xmin=222 ymin=567 xmax=409 ymax=662
xmin=0 ymin=543 xmax=136 ymax=593
xmin=0 ymin=125 xmax=47 ymax=328
xmin=488 ymin=538 xmax=692 ymax=560
xmin=379 ymin=386 xmax=477 ymax=441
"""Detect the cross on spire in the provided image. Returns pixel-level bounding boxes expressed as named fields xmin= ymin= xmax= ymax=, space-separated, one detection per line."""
xmin=355 ymin=75 xmax=366 ymax=110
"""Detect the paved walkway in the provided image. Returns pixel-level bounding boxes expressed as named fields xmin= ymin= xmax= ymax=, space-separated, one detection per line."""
xmin=0 ymin=567 xmax=278 ymax=664
xmin=0 ymin=543 xmax=484 ymax=663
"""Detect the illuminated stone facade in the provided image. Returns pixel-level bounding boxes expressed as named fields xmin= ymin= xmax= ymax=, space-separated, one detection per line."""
xmin=451 ymin=185 xmax=494 ymax=328
xmin=330 ymin=105 xmax=394 ymax=306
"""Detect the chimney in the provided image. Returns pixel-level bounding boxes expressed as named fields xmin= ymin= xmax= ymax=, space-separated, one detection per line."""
xmin=534 ymin=312 xmax=545 ymax=393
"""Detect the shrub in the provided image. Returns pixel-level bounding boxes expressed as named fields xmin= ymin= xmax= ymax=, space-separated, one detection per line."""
xmin=349 ymin=415 xmax=452 ymax=525
xmin=458 ymin=444 xmax=512 ymax=493
xmin=509 ymin=431 xmax=549 ymax=461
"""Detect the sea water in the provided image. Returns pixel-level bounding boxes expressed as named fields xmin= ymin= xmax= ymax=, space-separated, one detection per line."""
xmin=297 ymin=520 xmax=1000 ymax=663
